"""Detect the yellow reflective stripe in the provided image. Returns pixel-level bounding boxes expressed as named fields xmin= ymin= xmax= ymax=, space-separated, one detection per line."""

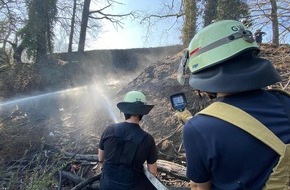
xmin=197 ymin=102 xmax=285 ymax=156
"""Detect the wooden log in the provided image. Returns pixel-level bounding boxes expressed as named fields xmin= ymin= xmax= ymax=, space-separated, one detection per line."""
xmin=71 ymin=174 xmax=101 ymax=190
xmin=157 ymin=160 xmax=188 ymax=181
xmin=61 ymin=152 xmax=188 ymax=181
xmin=63 ymin=152 xmax=99 ymax=162
xmin=61 ymin=171 xmax=84 ymax=184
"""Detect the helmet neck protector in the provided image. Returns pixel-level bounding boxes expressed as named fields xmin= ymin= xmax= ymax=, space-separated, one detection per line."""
xmin=189 ymin=52 xmax=281 ymax=93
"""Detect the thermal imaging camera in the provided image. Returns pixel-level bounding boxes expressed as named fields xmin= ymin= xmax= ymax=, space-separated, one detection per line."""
xmin=170 ymin=93 xmax=187 ymax=112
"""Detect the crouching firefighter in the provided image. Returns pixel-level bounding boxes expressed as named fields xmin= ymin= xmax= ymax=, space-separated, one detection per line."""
xmin=98 ymin=91 xmax=158 ymax=190
xmin=175 ymin=20 xmax=290 ymax=190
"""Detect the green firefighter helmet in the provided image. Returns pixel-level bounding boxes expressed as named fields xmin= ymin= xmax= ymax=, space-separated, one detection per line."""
xmin=187 ymin=20 xmax=258 ymax=74
xmin=123 ymin=91 xmax=147 ymax=103
xmin=117 ymin=91 xmax=154 ymax=115
xmin=179 ymin=19 xmax=281 ymax=93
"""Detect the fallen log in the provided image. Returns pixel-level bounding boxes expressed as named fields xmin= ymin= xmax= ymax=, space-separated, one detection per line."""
xmin=63 ymin=152 xmax=99 ymax=162
xmin=157 ymin=160 xmax=188 ymax=181
xmin=71 ymin=174 xmax=101 ymax=190
xmin=58 ymin=158 xmax=188 ymax=190
xmin=61 ymin=152 xmax=187 ymax=181
xmin=61 ymin=171 xmax=84 ymax=184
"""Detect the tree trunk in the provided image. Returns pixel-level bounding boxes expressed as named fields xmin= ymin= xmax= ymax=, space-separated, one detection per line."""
xmin=203 ymin=0 xmax=217 ymax=27
xmin=68 ymin=0 xmax=77 ymax=53
xmin=182 ymin=0 xmax=197 ymax=46
xmin=270 ymin=0 xmax=279 ymax=46
xmin=13 ymin=42 xmax=25 ymax=64
xmin=78 ymin=0 xmax=91 ymax=53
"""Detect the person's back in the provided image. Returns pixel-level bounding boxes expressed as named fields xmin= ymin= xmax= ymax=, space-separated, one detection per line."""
xmin=183 ymin=89 xmax=290 ymax=189
xmin=175 ymin=20 xmax=290 ymax=189
xmin=98 ymin=91 xmax=157 ymax=190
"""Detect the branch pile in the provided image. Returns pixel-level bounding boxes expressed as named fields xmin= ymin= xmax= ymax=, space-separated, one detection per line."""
xmin=0 ymin=147 xmax=189 ymax=189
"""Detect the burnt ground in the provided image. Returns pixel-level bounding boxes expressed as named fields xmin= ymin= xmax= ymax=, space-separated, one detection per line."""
xmin=0 ymin=43 xmax=289 ymax=189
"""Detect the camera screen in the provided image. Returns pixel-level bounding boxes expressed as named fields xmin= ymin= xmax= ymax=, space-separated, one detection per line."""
xmin=172 ymin=96 xmax=185 ymax=106
xmin=170 ymin=92 xmax=187 ymax=111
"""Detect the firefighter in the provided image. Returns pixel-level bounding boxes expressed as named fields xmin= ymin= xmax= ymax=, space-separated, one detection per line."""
xmin=98 ymin=91 xmax=157 ymax=190
xmin=176 ymin=20 xmax=290 ymax=190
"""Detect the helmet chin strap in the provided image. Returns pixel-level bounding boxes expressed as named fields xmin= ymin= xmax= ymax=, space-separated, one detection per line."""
xmin=205 ymin=92 xmax=217 ymax=99
xmin=197 ymin=90 xmax=232 ymax=99
xmin=196 ymin=90 xmax=217 ymax=99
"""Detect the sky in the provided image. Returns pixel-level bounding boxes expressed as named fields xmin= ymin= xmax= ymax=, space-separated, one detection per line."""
xmin=86 ymin=0 xmax=183 ymax=50
xmin=54 ymin=1 xmax=286 ymax=52
xmin=54 ymin=0 xmax=285 ymax=52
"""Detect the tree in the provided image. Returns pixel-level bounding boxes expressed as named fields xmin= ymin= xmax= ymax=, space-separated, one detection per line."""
xmin=18 ymin=0 xmax=57 ymax=63
xmin=68 ymin=0 xmax=77 ymax=53
xmin=141 ymin=0 xmax=250 ymax=47
xmin=203 ymin=0 xmax=217 ymax=27
xmin=140 ymin=1 xmax=185 ymax=46
xmin=77 ymin=0 xmax=136 ymax=52
xmin=203 ymin=0 xmax=250 ymax=27
xmin=182 ymin=0 xmax=197 ymax=46
xmin=0 ymin=0 xmax=27 ymax=63
xmin=269 ymin=0 xmax=279 ymax=46
xmin=274 ymin=0 xmax=290 ymax=42
xmin=216 ymin=0 xmax=249 ymax=20
xmin=53 ymin=0 xmax=82 ymax=52
xmin=78 ymin=0 xmax=91 ymax=52
xmin=248 ymin=0 xmax=289 ymax=45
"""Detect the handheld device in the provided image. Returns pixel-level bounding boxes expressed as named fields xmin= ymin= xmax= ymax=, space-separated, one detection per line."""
xmin=170 ymin=93 xmax=187 ymax=112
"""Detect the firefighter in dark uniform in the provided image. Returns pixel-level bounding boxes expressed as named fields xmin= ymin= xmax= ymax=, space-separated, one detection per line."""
xmin=98 ymin=91 xmax=158 ymax=190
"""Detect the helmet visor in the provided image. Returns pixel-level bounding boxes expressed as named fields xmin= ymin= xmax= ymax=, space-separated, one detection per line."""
xmin=177 ymin=51 xmax=189 ymax=85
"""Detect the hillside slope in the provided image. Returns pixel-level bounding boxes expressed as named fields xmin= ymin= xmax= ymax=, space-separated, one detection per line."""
xmin=116 ymin=43 xmax=290 ymax=159
xmin=0 ymin=44 xmax=289 ymax=189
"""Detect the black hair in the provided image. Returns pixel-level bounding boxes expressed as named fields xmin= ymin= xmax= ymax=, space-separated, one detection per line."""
xmin=124 ymin=113 xmax=143 ymax=121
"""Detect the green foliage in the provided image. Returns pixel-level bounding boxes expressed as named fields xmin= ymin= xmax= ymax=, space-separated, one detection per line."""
xmin=0 ymin=59 xmax=68 ymax=98
xmin=203 ymin=0 xmax=249 ymax=27
xmin=27 ymin=142 xmax=57 ymax=190
xmin=0 ymin=139 xmax=63 ymax=189
xmin=216 ymin=0 xmax=249 ymax=20
xmin=0 ymin=66 xmax=12 ymax=98
xmin=182 ymin=0 xmax=197 ymax=46
xmin=18 ymin=0 xmax=57 ymax=62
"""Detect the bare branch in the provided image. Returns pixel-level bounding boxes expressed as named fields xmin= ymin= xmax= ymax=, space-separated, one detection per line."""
xmin=140 ymin=13 xmax=184 ymax=24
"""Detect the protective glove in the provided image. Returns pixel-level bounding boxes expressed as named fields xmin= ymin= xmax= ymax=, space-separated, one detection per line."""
xmin=174 ymin=109 xmax=193 ymax=123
